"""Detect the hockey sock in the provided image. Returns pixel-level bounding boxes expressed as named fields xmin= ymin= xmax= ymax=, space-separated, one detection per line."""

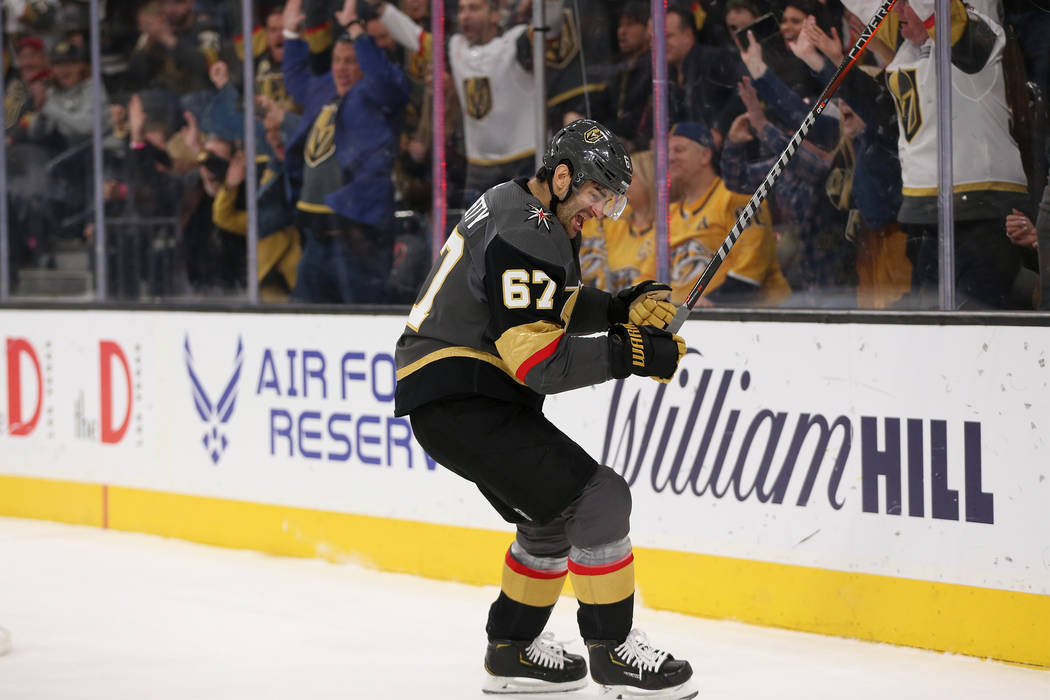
xmin=486 ymin=545 xmax=568 ymax=641
xmin=568 ymin=541 xmax=635 ymax=642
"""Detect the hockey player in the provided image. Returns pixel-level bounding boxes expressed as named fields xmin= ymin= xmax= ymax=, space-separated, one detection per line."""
xmin=394 ymin=119 xmax=697 ymax=699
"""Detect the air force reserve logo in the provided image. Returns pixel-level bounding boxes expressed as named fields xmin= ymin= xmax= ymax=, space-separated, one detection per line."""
xmin=184 ymin=335 xmax=244 ymax=464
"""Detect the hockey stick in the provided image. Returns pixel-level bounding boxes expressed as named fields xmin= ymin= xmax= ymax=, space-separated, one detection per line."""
xmin=666 ymin=0 xmax=899 ymax=333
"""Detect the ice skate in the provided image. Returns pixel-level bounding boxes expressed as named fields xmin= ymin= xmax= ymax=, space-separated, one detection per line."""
xmin=482 ymin=631 xmax=589 ymax=694
xmin=587 ymin=629 xmax=697 ymax=699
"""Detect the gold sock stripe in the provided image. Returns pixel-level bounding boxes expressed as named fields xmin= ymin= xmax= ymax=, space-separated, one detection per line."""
xmin=502 ymin=550 xmax=568 ymax=607
xmin=568 ymin=555 xmax=635 ymax=605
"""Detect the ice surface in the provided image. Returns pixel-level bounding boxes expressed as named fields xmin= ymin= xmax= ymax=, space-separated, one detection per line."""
xmin=0 ymin=517 xmax=1046 ymax=699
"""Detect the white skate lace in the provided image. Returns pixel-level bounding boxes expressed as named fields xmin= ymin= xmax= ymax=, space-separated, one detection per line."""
xmin=614 ymin=629 xmax=669 ymax=673
xmin=525 ymin=631 xmax=571 ymax=670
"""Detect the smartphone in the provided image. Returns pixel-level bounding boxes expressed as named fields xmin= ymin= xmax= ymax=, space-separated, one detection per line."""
xmin=201 ymin=153 xmax=230 ymax=180
xmin=736 ymin=13 xmax=781 ymax=51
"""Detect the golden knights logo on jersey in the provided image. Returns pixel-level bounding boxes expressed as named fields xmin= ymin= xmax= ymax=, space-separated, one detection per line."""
xmin=196 ymin=29 xmax=221 ymax=64
xmin=464 ymin=77 xmax=493 ymax=119
xmin=671 ymin=238 xmax=713 ymax=293
xmin=256 ymin=58 xmax=291 ymax=109
xmin=545 ymin=9 xmax=579 ymax=70
xmin=305 ymin=104 xmax=337 ymax=167
xmin=887 ymin=68 xmax=923 ymax=142
xmin=578 ymin=233 xmax=608 ymax=290
xmin=5 ymin=80 xmax=27 ymax=131
xmin=609 ymin=267 xmax=639 ymax=292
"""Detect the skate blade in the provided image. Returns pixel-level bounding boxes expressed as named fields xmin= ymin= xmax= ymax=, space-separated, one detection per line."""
xmin=597 ymin=680 xmax=698 ymax=699
xmin=482 ymin=673 xmax=588 ymax=694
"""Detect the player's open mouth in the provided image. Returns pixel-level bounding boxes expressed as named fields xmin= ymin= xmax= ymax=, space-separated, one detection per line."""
xmin=572 ymin=212 xmax=588 ymax=233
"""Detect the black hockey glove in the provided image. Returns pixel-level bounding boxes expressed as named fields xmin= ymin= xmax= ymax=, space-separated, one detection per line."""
xmin=608 ymin=323 xmax=686 ymax=383
xmin=607 ymin=280 xmax=677 ymax=329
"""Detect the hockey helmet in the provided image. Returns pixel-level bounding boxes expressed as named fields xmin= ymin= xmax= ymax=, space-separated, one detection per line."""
xmin=543 ymin=119 xmax=632 ymax=219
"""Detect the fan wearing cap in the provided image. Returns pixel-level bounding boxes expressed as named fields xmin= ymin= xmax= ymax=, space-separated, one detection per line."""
xmin=395 ymin=119 xmax=696 ymax=698
xmin=5 ymin=37 xmax=48 ymax=136
xmin=668 ymin=120 xmax=790 ymax=306
xmin=26 ymin=41 xmax=104 ymax=148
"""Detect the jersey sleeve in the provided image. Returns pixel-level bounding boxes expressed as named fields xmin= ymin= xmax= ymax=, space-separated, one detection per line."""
xmin=484 ymin=233 xmax=612 ymax=394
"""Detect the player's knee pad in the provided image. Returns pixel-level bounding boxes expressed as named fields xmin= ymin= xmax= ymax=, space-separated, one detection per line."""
xmin=513 ymin=520 xmax=570 ymax=560
xmin=564 ymin=465 xmax=632 ymax=549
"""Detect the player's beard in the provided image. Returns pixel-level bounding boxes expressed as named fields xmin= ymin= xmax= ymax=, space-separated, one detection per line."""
xmin=558 ymin=205 xmax=593 ymax=238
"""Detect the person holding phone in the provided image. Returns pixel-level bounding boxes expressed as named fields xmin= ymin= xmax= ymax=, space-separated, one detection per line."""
xmin=665 ymin=4 xmax=745 ymax=142
xmin=733 ymin=0 xmax=825 ymax=99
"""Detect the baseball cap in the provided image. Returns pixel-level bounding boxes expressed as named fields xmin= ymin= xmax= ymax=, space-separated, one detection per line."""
xmin=669 ymin=121 xmax=714 ymax=150
xmin=51 ymin=42 xmax=87 ymax=64
xmin=15 ymin=36 xmax=45 ymax=53
xmin=619 ymin=1 xmax=649 ymax=24
xmin=726 ymin=0 xmax=762 ymax=14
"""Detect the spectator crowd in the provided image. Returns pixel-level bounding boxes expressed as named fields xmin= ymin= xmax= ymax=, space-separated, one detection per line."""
xmin=3 ymin=0 xmax=1049 ymax=309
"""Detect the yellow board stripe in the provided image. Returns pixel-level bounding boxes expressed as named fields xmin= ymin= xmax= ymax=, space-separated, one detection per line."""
xmin=634 ymin=548 xmax=1050 ymax=668
xmin=0 ymin=474 xmax=104 ymax=527
xmin=1 ymin=474 xmax=1047 ymax=667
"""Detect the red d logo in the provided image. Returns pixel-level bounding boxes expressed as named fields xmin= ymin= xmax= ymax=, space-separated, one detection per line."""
xmin=100 ymin=341 xmax=132 ymax=444
xmin=6 ymin=338 xmax=42 ymax=437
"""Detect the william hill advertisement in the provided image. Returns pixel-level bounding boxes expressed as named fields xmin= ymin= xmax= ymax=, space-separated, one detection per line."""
xmin=1 ymin=311 xmax=1047 ymax=600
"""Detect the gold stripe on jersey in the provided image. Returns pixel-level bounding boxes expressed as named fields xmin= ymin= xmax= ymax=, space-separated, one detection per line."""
xmin=296 ymin=200 xmax=335 ymax=214
xmin=495 ymin=320 xmax=565 ymax=384
xmin=394 ymin=345 xmax=510 ymax=381
xmin=902 ymin=180 xmax=1029 ymax=197
xmin=924 ymin=0 xmax=968 ymax=45
xmin=559 ymin=287 xmax=580 ymax=326
xmin=547 ymin=83 xmax=608 ymax=108
xmin=466 ymin=148 xmax=537 ymax=167
xmin=304 ymin=21 xmax=333 ymax=54
xmin=233 ymin=27 xmax=267 ymax=61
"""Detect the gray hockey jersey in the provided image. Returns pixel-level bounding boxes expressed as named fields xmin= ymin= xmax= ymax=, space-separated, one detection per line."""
xmin=394 ymin=180 xmax=615 ymax=416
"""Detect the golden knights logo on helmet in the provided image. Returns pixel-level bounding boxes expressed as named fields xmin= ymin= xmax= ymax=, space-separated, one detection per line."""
xmin=584 ymin=127 xmax=605 ymax=144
